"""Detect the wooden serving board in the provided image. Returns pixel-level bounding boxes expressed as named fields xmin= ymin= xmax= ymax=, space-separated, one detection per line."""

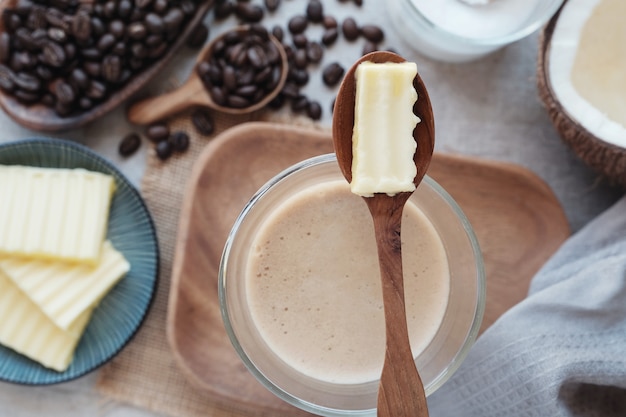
xmin=167 ymin=122 xmax=570 ymax=416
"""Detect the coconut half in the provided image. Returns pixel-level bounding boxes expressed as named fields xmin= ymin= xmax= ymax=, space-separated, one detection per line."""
xmin=538 ymin=0 xmax=626 ymax=187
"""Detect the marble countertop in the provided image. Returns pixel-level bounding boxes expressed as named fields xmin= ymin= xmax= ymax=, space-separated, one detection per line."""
xmin=0 ymin=1 xmax=623 ymax=416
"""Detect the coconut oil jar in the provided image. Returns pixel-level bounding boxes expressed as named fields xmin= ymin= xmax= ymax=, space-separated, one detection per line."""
xmin=387 ymin=0 xmax=564 ymax=62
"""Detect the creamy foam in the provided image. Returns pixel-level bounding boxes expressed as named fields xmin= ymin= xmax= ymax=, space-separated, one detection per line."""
xmin=245 ymin=180 xmax=450 ymax=384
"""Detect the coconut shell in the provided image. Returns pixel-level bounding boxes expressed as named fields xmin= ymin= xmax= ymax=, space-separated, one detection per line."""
xmin=537 ymin=2 xmax=626 ymax=188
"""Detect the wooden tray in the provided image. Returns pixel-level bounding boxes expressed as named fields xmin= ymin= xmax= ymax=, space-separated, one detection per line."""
xmin=168 ymin=122 xmax=570 ymax=415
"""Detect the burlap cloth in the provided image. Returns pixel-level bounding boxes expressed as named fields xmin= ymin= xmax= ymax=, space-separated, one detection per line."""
xmin=96 ymin=109 xmax=318 ymax=417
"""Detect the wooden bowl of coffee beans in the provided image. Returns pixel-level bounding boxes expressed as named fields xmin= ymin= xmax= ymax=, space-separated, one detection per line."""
xmin=127 ymin=24 xmax=288 ymax=125
xmin=0 ymin=0 xmax=214 ymax=132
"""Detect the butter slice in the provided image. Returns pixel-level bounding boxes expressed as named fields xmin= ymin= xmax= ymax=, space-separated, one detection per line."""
xmin=0 ymin=269 xmax=94 ymax=372
xmin=0 ymin=165 xmax=115 ymax=265
xmin=351 ymin=61 xmax=420 ymax=197
xmin=0 ymin=240 xmax=129 ymax=331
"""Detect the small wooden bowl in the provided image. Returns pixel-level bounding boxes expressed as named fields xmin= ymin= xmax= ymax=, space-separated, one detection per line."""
xmin=0 ymin=0 xmax=214 ymax=132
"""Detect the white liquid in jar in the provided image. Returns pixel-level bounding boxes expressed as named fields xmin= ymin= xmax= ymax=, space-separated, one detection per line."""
xmin=411 ymin=0 xmax=540 ymax=39
xmin=245 ymin=180 xmax=450 ymax=384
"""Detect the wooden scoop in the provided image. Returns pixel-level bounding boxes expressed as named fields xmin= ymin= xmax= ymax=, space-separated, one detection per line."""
xmin=332 ymin=51 xmax=435 ymax=417
xmin=128 ymin=26 xmax=288 ymax=125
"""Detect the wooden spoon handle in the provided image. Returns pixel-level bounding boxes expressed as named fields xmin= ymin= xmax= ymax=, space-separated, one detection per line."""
xmin=127 ymin=75 xmax=211 ymax=125
xmin=366 ymin=194 xmax=429 ymax=417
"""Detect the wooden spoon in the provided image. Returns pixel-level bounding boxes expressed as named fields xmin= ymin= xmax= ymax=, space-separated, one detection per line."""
xmin=0 ymin=0 xmax=215 ymax=132
xmin=127 ymin=26 xmax=288 ymax=125
xmin=332 ymin=51 xmax=435 ymax=417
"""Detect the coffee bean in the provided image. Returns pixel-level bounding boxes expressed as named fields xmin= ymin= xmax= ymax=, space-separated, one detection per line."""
xmin=47 ymin=27 xmax=68 ymax=43
xmin=154 ymin=0 xmax=168 ymax=14
xmin=0 ymin=33 xmax=10 ymax=64
xmin=281 ymin=81 xmax=299 ymax=99
xmin=267 ymin=93 xmax=284 ymax=109
xmin=97 ymin=33 xmax=116 ymax=52
xmin=70 ymin=68 xmax=89 ymax=90
xmin=35 ymin=65 xmax=53 ymax=81
xmin=361 ymin=25 xmax=384 ymax=43
xmin=180 ymin=0 xmax=197 ymax=16
xmin=102 ymin=54 xmax=122 ymax=83
xmin=307 ymin=100 xmax=322 ymax=120
xmin=289 ymin=67 xmax=309 ymax=86
xmin=54 ymin=80 xmax=75 ymax=104
xmin=288 ymin=15 xmax=307 ymax=34
xmin=169 ymin=131 xmax=190 ymax=152
xmin=86 ymin=80 xmax=107 ymax=100
xmin=321 ymin=28 xmax=338 ymax=46
xmin=306 ymin=41 xmax=323 ymax=63
xmin=15 ymin=89 xmax=40 ymax=103
xmin=108 ymin=20 xmax=125 ymax=39
xmin=112 ymin=42 xmax=127 ymax=56
xmin=235 ymin=3 xmax=263 ymax=22
xmin=354 ymin=0 xmax=363 ymax=6
xmin=191 ymin=108 xmax=214 ymax=135
xmin=82 ymin=47 xmax=101 ymax=60
xmin=271 ymin=25 xmax=283 ymax=42
xmin=322 ymin=62 xmax=344 ymax=86
xmin=226 ymin=94 xmax=250 ymax=108
xmin=135 ymin=0 xmax=154 ymax=10
xmin=163 ymin=8 xmax=184 ymax=34
xmin=247 ymin=45 xmax=268 ymax=68
xmin=118 ymin=0 xmax=132 ymax=18
xmin=91 ymin=17 xmax=106 ymax=37
xmin=249 ymin=23 xmax=269 ymax=41
xmin=186 ymin=23 xmax=208 ymax=48
xmin=155 ymin=140 xmax=172 ymax=160
xmin=306 ymin=0 xmax=323 ymax=23
xmin=119 ymin=133 xmax=141 ymax=157
xmin=13 ymin=71 xmax=40 ymax=92
xmin=342 ymin=17 xmax=359 ymax=41
xmin=294 ymin=48 xmax=307 ymax=69
xmin=128 ymin=22 xmax=148 ymax=40
xmin=145 ymin=13 xmax=164 ymax=34
xmin=323 ymin=15 xmax=337 ymax=29
xmin=214 ymin=1 xmax=234 ymax=19
xmin=72 ymin=12 xmax=91 ymax=42
xmin=46 ymin=9 xmax=70 ymax=31
xmin=0 ymin=65 xmax=15 ymax=92
xmin=292 ymin=33 xmax=307 ymax=48
xmin=146 ymin=123 xmax=169 ymax=142
xmin=291 ymin=94 xmax=308 ymax=112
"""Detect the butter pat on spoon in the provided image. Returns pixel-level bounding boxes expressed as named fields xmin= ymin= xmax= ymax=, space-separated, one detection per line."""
xmin=332 ymin=51 xmax=435 ymax=416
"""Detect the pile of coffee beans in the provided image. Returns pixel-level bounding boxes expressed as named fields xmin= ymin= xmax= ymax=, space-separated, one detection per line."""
xmin=0 ymin=0 xmax=203 ymax=117
xmin=196 ymin=24 xmax=284 ymax=109
xmin=209 ymin=0 xmax=386 ymax=120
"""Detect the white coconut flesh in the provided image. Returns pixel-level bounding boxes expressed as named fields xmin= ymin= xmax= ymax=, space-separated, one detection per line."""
xmin=548 ymin=0 xmax=626 ymax=149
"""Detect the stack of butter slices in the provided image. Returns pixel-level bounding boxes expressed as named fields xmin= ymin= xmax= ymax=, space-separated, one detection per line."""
xmin=0 ymin=165 xmax=130 ymax=372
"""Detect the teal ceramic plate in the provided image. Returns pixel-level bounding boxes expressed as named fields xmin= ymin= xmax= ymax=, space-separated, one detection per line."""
xmin=0 ymin=138 xmax=159 ymax=385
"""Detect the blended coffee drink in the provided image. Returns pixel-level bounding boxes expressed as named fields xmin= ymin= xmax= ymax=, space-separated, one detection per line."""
xmin=245 ymin=179 xmax=450 ymax=385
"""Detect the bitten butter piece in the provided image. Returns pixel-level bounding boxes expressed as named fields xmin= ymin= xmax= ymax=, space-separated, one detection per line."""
xmin=0 ymin=269 xmax=94 ymax=372
xmin=0 ymin=165 xmax=115 ymax=265
xmin=0 ymin=240 xmax=129 ymax=331
xmin=351 ymin=61 xmax=420 ymax=197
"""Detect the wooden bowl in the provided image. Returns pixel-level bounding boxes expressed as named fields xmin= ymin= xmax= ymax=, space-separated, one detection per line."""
xmin=0 ymin=0 xmax=214 ymax=132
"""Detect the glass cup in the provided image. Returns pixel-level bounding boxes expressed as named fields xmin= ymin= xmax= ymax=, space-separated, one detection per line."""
xmin=386 ymin=0 xmax=564 ymax=62
xmin=219 ymin=154 xmax=486 ymax=416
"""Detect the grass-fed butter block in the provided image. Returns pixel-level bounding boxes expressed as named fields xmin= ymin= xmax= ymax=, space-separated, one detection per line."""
xmin=0 ymin=269 xmax=94 ymax=372
xmin=351 ymin=61 xmax=420 ymax=197
xmin=0 ymin=165 xmax=115 ymax=265
xmin=0 ymin=240 xmax=129 ymax=331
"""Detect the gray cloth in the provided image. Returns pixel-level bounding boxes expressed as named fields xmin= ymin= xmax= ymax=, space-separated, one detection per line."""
xmin=429 ymin=195 xmax=626 ymax=417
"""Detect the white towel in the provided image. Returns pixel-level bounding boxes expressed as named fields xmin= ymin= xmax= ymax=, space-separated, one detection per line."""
xmin=429 ymin=194 xmax=626 ymax=417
